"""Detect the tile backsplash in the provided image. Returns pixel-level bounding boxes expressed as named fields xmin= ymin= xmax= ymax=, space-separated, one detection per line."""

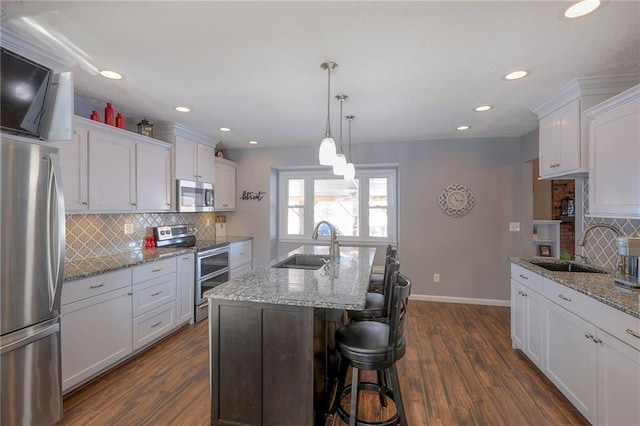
xmin=582 ymin=178 xmax=640 ymax=269
xmin=65 ymin=212 xmax=217 ymax=262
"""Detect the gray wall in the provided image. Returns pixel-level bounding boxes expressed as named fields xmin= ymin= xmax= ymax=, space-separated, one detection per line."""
xmin=225 ymin=137 xmax=524 ymax=304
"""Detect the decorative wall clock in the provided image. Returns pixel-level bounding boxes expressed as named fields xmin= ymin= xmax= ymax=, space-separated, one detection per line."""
xmin=438 ymin=183 xmax=475 ymax=217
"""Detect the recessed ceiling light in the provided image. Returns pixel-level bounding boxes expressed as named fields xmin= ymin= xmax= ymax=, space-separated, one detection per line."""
xmin=219 ymin=127 xmax=232 ymax=132
xmin=564 ymin=0 xmax=601 ymax=18
xmin=249 ymin=140 xmax=259 ymax=145
xmin=456 ymin=125 xmax=471 ymax=131
xmin=175 ymin=106 xmax=190 ymax=113
xmin=504 ymin=70 xmax=529 ymax=81
xmin=474 ymin=105 xmax=493 ymax=112
xmin=100 ymin=70 xmax=122 ymax=80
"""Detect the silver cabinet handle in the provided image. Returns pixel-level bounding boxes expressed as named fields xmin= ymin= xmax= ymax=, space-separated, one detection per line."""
xmin=519 ymin=274 xmax=528 ymax=280
xmin=239 ymin=252 xmax=245 ymax=256
xmin=151 ymin=321 xmax=162 ymax=328
xmin=585 ymin=333 xmax=601 ymax=344
xmin=131 ymin=202 xmax=137 ymax=206
xmin=627 ymin=329 xmax=640 ymax=339
xmin=152 ymin=268 xmax=162 ymax=273
xmin=182 ymin=256 xmax=191 ymax=260
xmin=127 ymin=292 xmax=133 ymax=296
xmin=89 ymin=283 xmax=105 ymax=289
xmin=151 ymin=291 xmax=162 ymax=296
xmin=585 ymin=333 xmax=593 ymax=339
xmin=518 ymin=290 xmax=527 ymax=297
xmin=558 ymin=294 xmax=572 ymax=302
xmin=81 ymin=201 xmax=88 ymax=205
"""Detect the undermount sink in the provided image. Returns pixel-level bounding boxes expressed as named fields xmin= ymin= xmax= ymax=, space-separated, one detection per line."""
xmin=272 ymin=254 xmax=330 ymax=270
xmin=529 ymin=261 xmax=607 ymax=273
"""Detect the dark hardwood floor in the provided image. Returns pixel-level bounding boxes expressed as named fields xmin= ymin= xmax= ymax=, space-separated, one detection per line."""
xmin=58 ymin=301 xmax=588 ymax=426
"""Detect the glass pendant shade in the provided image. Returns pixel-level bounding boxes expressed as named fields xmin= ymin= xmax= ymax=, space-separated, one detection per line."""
xmin=319 ymin=137 xmax=336 ymax=165
xmin=333 ymin=153 xmax=347 ymax=175
xmin=343 ymin=162 xmax=355 ymax=180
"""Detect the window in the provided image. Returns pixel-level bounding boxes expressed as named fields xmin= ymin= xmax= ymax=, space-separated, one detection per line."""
xmin=278 ymin=167 xmax=397 ymax=243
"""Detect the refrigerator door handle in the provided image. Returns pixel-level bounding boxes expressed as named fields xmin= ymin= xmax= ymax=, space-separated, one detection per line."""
xmin=0 ymin=320 xmax=60 ymax=355
xmin=47 ymin=152 xmax=65 ymax=312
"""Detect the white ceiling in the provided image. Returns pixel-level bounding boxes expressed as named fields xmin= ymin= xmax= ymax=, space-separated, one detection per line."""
xmin=2 ymin=1 xmax=639 ymax=149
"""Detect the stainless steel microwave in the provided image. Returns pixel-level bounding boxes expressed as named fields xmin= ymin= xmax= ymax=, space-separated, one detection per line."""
xmin=176 ymin=179 xmax=214 ymax=212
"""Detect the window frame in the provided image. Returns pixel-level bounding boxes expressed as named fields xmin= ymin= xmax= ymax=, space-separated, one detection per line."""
xmin=278 ymin=166 xmax=398 ymax=245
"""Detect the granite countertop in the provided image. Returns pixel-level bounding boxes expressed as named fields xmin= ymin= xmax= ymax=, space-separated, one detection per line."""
xmin=64 ymin=236 xmax=253 ymax=282
xmin=510 ymin=257 xmax=640 ymax=319
xmin=205 ymin=245 xmax=377 ymax=310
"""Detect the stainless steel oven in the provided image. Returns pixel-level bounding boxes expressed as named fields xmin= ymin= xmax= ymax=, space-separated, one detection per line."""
xmin=195 ymin=245 xmax=230 ymax=322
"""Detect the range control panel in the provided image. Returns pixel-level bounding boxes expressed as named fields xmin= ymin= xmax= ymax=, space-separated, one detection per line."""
xmin=154 ymin=224 xmax=196 ymax=242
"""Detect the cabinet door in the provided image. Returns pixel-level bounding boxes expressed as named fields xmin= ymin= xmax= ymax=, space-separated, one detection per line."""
xmin=524 ymin=288 xmax=544 ymax=369
xmin=176 ymin=253 xmax=195 ymax=325
xmin=230 ymin=263 xmax=252 ymax=280
xmin=588 ymin=92 xmax=640 ymax=218
xmin=538 ymin=99 xmax=581 ymax=178
xmin=61 ymin=286 xmax=132 ymax=392
xmin=175 ymin=135 xmax=198 ymax=181
xmin=137 ymin=142 xmax=171 ymax=211
xmin=597 ymin=330 xmax=640 ymax=426
xmin=88 ymin=130 xmax=136 ymax=211
xmin=197 ymin=143 xmax=216 ymax=184
xmin=132 ymin=302 xmax=176 ymax=352
xmin=54 ymin=126 xmax=89 ymax=212
xmin=544 ymin=300 xmax=597 ymax=423
xmin=511 ymin=280 xmax=526 ymax=350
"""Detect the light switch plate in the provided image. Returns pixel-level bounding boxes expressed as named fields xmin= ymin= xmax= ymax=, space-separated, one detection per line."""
xmin=509 ymin=222 xmax=520 ymax=232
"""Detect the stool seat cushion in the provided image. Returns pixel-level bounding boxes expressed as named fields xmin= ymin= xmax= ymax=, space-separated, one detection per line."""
xmin=336 ymin=321 xmax=406 ymax=366
xmin=347 ymin=293 xmax=385 ymax=321
xmin=370 ymin=272 xmax=384 ymax=284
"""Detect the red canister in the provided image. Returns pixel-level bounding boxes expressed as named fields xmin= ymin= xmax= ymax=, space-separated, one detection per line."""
xmin=145 ymin=236 xmax=156 ymax=248
xmin=115 ymin=113 xmax=124 ymax=129
xmin=104 ymin=102 xmax=114 ymax=125
xmin=90 ymin=110 xmax=100 ymax=121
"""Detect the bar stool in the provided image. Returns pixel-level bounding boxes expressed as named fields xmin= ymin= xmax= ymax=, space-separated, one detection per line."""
xmin=369 ymin=244 xmax=397 ymax=294
xmin=347 ymin=258 xmax=400 ymax=323
xmin=332 ymin=272 xmax=411 ymax=426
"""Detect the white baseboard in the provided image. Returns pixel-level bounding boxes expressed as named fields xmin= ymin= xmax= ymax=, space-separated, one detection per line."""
xmin=409 ymin=294 xmax=511 ymax=307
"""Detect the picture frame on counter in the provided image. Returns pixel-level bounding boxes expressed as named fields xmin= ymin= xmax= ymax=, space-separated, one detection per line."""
xmin=538 ymin=245 xmax=552 ymax=257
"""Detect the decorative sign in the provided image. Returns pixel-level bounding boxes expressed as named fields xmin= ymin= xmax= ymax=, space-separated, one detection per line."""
xmin=241 ymin=190 xmax=266 ymax=201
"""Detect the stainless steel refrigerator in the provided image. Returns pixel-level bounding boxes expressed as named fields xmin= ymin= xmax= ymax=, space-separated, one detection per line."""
xmin=1 ymin=136 xmax=65 ymax=425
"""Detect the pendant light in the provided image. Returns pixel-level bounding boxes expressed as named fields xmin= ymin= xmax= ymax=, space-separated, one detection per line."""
xmin=343 ymin=115 xmax=355 ymax=180
xmin=333 ymin=94 xmax=348 ymax=175
xmin=319 ymin=61 xmax=338 ymax=166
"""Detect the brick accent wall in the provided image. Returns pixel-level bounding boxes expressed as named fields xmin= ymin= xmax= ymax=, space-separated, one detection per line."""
xmin=551 ymin=180 xmax=575 ymax=257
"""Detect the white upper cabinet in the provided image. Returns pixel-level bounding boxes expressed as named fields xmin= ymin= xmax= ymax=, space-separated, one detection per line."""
xmin=531 ymin=75 xmax=640 ymax=179
xmin=53 ymin=126 xmax=89 ymax=211
xmin=155 ymin=123 xmax=218 ymax=185
xmin=55 ymin=116 xmax=172 ymax=213
xmin=214 ymin=158 xmax=236 ymax=211
xmin=586 ymin=84 xmax=640 ymax=219
xmin=136 ymin=142 xmax=172 ymax=212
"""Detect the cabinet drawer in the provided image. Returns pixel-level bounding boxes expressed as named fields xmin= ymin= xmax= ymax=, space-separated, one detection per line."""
xmin=543 ymin=278 xmax=592 ymax=320
xmin=230 ymin=262 xmax=253 ymax=280
xmin=511 ymin=264 xmax=543 ymax=289
xmin=230 ymin=240 xmax=252 ymax=267
xmin=132 ymin=273 xmax=176 ymax=317
xmin=62 ymin=269 xmax=132 ymax=305
xmin=586 ymin=297 xmax=640 ymax=351
xmin=132 ymin=257 xmax=176 ymax=284
xmin=132 ymin=302 xmax=176 ymax=351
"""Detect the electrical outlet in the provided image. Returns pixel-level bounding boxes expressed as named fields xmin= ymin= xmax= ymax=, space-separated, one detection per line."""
xmin=124 ymin=223 xmax=134 ymax=235
xmin=509 ymin=222 xmax=521 ymax=232
xmin=433 ymin=273 xmax=440 ymax=283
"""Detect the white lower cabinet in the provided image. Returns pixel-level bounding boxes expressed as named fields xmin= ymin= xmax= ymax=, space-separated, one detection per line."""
xmin=596 ymin=329 xmax=640 ymax=425
xmin=61 ymin=255 xmax=196 ymax=393
xmin=510 ymin=279 xmax=544 ymax=370
xmin=229 ymin=239 xmax=252 ymax=278
xmin=61 ymin=269 xmax=133 ymax=392
xmin=511 ymin=264 xmax=640 ymax=425
xmin=176 ymin=253 xmax=195 ymax=325
xmin=544 ymin=299 xmax=598 ymax=423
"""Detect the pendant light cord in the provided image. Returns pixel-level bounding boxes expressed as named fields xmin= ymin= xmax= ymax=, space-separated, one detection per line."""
xmin=347 ymin=117 xmax=352 ymax=162
xmin=325 ymin=66 xmax=332 ymax=138
xmin=338 ymin=97 xmax=344 ymax=154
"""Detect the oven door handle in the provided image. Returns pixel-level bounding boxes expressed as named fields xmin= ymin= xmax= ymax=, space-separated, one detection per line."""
xmin=197 ymin=247 xmax=229 ymax=258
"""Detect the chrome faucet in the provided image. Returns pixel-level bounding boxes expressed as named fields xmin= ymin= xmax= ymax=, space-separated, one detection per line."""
xmin=577 ymin=223 xmax=624 ymax=272
xmin=312 ymin=220 xmax=337 ymax=262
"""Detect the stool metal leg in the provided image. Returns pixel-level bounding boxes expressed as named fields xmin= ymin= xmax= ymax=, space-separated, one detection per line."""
xmin=389 ymin=364 xmax=407 ymax=426
xmin=330 ymin=354 xmax=349 ymax=415
xmin=376 ymin=370 xmax=388 ymax=408
xmin=350 ymin=367 xmax=359 ymax=426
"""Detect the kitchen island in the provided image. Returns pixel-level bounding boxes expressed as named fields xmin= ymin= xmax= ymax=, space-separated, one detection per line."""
xmin=205 ymin=245 xmax=376 ymax=426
